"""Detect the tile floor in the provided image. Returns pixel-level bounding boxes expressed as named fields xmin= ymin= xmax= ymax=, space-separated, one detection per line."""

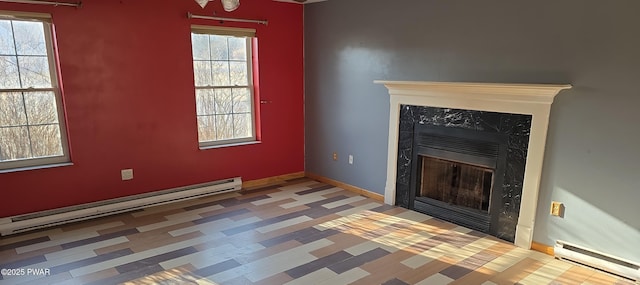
xmin=0 ymin=178 xmax=635 ymax=285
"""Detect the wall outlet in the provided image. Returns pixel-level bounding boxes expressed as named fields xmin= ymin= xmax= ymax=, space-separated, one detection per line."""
xmin=332 ymin=152 xmax=338 ymax=161
xmin=348 ymin=155 xmax=353 ymax=165
xmin=550 ymin=201 xmax=563 ymax=217
xmin=121 ymin=169 xmax=134 ymax=181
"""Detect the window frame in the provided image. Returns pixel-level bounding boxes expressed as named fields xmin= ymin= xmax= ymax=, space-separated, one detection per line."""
xmin=0 ymin=11 xmax=70 ymax=171
xmin=190 ymin=25 xmax=257 ymax=148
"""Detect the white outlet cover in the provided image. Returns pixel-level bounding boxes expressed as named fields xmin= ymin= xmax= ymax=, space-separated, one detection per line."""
xmin=121 ymin=169 xmax=133 ymax=180
xmin=348 ymin=155 xmax=353 ymax=164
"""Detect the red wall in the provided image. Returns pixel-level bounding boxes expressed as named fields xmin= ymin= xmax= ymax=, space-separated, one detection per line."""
xmin=0 ymin=0 xmax=304 ymax=217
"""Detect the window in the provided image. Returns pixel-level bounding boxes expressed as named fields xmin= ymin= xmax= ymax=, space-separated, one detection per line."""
xmin=0 ymin=13 xmax=69 ymax=170
xmin=191 ymin=26 xmax=256 ymax=147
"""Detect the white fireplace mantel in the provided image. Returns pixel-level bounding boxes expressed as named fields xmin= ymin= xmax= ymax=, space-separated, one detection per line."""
xmin=375 ymin=80 xmax=572 ymax=249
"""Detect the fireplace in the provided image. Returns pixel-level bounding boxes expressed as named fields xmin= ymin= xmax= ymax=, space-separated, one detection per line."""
xmin=375 ymin=81 xmax=571 ymax=248
xmin=407 ymin=123 xmax=509 ymax=237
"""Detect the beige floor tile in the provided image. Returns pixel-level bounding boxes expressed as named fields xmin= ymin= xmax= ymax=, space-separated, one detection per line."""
xmin=489 ymin=257 xmax=545 ymax=285
xmin=396 ymin=259 xmax=455 ymax=284
xmin=233 ymin=240 xmax=304 ymax=264
xmin=313 ymin=210 xmax=379 ymax=231
xmin=336 ymin=202 xmax=383 ymax=217
xmin=445 ymin=237 xmax=498 ymax=262
xmin=278 ymin=188 xmax=342 ymax=209
xmin=582 ymin=271 xmax=629 ymax=285
xmin=249 ymin=204 xmax=309 ymax=221
xmin=481 ymin=247 xmax=533 ymax=273
xmin=130 ymin=230 xmax=208 ymax=253
xmin=401 ymin=242 xmax=457 ymax=269
xmin=518 ymin=258 xmax=572 ymax=284
xmin=61 ymin=268 xmax=120 ymax=285
xmin=257 ymin=213 xmax=342 ymax=242
xmin=553 ymin=265 xmax=595 ymax=284
xmin=222 ymin=275 xmax=255 ymax=285
xmin=316 ymin=268 xmax=369 ymax=285
xmin=353 ymin=250 xmax=414 ymax=285
xmin=255 ymin=216 xmax=313 ymax=234
xmin=321 ymin=196 xmax=367 ymax=209
xmin=243 ymin=239 xmax=334 ymax=282
xmin=416 ymin=273 xmax=455 ymax=285
xmin=309 ymin=232 xmax=368 ymax=258
xmin=392 ymin=210 xmax=434 ymax=223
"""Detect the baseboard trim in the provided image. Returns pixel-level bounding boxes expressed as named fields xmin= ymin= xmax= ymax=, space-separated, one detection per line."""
xmin=305 ymin=172 xmax=384 ymax=202
xmin=531 ymin=241 xmax=554 ymax=256
xmin=242 ymin=171 xmax=305 ymax=189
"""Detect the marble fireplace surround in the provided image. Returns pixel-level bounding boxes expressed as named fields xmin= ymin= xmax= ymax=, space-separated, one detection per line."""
xmin=375 ymin=81 xmax=571 ymax=249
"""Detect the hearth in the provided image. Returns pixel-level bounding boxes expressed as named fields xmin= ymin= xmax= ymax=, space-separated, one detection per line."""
xmin=408 ymin=124 xmax=508 ymax=236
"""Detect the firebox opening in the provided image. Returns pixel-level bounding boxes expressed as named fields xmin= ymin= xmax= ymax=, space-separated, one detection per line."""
xmin=418 ymin=156 xmax=494 ymax=212
xmin=408 ymin=123 xmax=510 ymax=236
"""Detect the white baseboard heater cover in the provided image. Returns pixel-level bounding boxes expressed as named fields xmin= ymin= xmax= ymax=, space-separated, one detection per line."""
xmin=554 ymin=240 xmax=639 ymax=282
xmin=0 ymin=177 xmax=242 ymax=236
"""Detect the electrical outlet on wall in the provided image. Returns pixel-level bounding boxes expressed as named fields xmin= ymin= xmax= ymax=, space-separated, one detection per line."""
xmin=121 ymin=169 xmax=134 ymax=181
xmin=348 ymin=155 xmax=353 ymax=165
xmin=332 ymin=152 xmax=338 ymax=161
xmin=550 ymin=201 xmax=563 ymax=217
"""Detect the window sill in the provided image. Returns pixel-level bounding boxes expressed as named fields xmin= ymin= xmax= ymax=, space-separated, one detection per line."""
xmin=199 ymin=141 xmax=261 ymax=150
xmin=0 ymin=162 xmax=74 ymax=174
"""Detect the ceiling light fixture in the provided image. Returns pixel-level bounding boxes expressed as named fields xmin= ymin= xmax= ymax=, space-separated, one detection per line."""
xmin=221 ymin=0 xmax=240 ymax=12
xmin=194 ymin=0 xmax=240 ymax=12
xmin=195 ymin=0 xmax=209 ymax=8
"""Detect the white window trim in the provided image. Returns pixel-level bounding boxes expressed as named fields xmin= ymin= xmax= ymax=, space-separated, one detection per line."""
xmin=0 ymin=12 xmax=71 ymax=171
xmin=191 ymin=25 xmax=258 ymax=148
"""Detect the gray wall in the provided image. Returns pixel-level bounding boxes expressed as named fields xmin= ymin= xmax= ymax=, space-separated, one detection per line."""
xmin=304 ymin=0 xmax=640 ymax=262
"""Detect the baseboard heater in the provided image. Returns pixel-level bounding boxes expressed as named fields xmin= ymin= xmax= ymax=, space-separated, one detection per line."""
xmin=554 ymin=240 xmax=639 ymax=282
xmin=0 ymin=177 xmax=242 ymax=236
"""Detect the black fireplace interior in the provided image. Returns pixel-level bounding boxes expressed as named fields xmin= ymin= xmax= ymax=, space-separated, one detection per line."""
xmin=418 ymin=157 xmax=493 ymax=212
xmin=408 ymin=124 xmax=507 ymax=236
xmin=396 ymin=105 xmax=532 ymax=242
